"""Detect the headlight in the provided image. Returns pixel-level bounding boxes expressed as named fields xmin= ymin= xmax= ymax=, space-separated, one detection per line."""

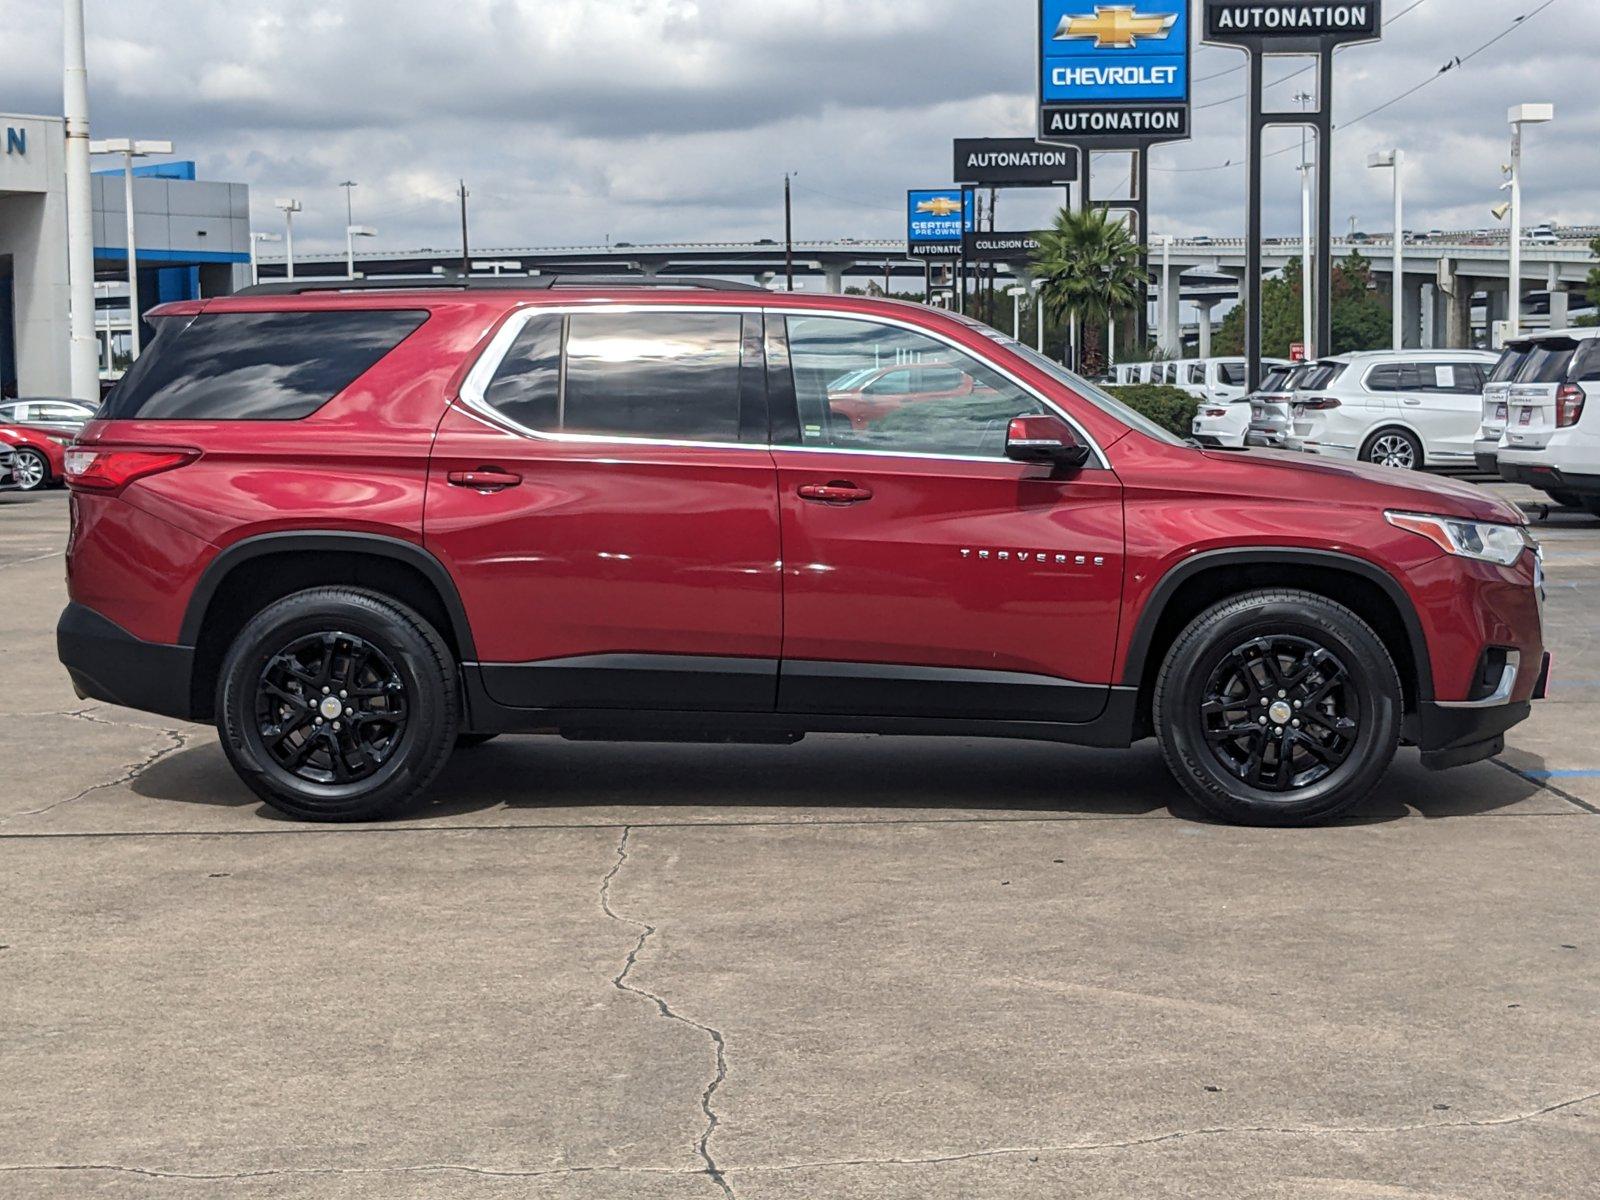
xmin=1386 ymin=511 xmax=1533 ymax=567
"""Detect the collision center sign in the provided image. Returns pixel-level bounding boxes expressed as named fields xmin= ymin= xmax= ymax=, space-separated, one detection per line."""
xmin=1038 ymin=1 xmax=1192 ymax=146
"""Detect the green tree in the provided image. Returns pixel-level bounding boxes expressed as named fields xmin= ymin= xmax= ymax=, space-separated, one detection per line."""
xmin=1580 ymin=236 xmax=1600 ymax=326
xmin=1031 ymin=207 xmax=1145 ymax=376
xmin=1214 ymin=252 xmax=1392 ymax=358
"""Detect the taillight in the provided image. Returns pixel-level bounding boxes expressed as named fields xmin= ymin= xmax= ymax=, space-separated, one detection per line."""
xmin=1298 ymin=396 xmax=1341 ymax=411
xmin=64 ymin=446 xmax=197 ymax=492
xmin=1202 ymin=408 xmax=1228 ymax=418
xmin=1556 ymin=384 xmax=1586 ymax=429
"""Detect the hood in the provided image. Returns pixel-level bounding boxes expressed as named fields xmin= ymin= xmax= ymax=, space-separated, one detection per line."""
xmin=1203 ymin=449 xmax=1524 ymax=525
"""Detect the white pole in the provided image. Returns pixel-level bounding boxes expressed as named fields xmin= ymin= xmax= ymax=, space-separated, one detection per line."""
xmin=1392 ymin=150 xmax=1404 ymax=350
xmin=1301 ymin=164 xmax=1313 ymax=358
xmin=346 ymin=226 xmax=355 ymax=279
xmin=1069 ymin=310 xmax=1078 ymax=370
xmin=1013 ymin=290 xmax=1022 ymax=340
xmin=1160 ymin=235 xmax=1172 ymax=352
xmin=1108 ymin=317 xmax=1117 ymax=368
xmin=63 ymin=0 xmax=99 ymax=401
xmin=123 ymin=149 xmax=142 ymax=358
xmin=1508 ymin=127 xmax=1523 ymax=339
xmin=1036 ymin=293 xmax=1045 ymax=355
xmin=249 ymin=235 xmax=259 ymax=287
xmin=284 ymin=209 xmax=296 ymax=279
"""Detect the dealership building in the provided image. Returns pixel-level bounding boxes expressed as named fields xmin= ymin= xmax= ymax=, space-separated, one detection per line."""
xmin=0 ymin=111 xmax=250 ymax=397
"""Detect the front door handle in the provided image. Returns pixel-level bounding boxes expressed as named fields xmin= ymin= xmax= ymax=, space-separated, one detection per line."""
xmin=448 ymin=467 xmax=523 ymax=491
xmin=798 ymin=482 xmax=873 ymax=505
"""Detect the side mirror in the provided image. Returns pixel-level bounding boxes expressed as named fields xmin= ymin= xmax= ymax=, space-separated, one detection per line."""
xmin=1005 ymin=414 xmax=1091 ymax=469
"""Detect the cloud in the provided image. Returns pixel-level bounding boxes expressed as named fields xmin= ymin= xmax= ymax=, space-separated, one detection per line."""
xmin=2 ymin=0 xmax=1595 ymax=256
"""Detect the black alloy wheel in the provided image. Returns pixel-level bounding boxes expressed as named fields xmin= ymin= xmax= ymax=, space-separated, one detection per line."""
xmin=1199 ymin=636 xmax=1359 ymax=793
xmin=255 ymin=632 xmax=410 ymax=786
xmin=218 ymin=588 xmax=458 ymax=822
xmin=1154 ymin=590 xmax=1402 ymax=826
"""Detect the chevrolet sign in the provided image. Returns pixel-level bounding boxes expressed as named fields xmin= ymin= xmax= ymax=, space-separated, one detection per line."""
xmin=1038 ymin=1 xmax=1192 ymax=148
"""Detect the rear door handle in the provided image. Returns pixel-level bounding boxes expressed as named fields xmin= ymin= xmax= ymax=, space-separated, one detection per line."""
xmin=798 ymin=482 xmax=873 ymax=505
xmin=448 ymin=467 xmax=523 ymax=491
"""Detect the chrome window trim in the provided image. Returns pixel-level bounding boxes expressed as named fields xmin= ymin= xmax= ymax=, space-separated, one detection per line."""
xmin=458 ymin=301 xmax=1109 ymax=468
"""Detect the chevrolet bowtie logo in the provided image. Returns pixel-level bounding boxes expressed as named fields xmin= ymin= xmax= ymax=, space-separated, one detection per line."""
xmin=1055 ymin=5 xmax=1177 ymax=49
xmin=915 ymin=196 xmax=964 ymax=217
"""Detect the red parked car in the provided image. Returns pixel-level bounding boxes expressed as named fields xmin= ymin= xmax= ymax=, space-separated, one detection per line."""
xmin=58 ymin=279 xmax=1548 ymax=826
xmin=0 ymin=422 xmax=71 ymax=492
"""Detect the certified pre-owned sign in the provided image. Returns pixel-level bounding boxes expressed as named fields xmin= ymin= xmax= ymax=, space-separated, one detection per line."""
xmin=1204 ymin=1 xmax=1381 ymax=47
xmin=1038 ymin=1 xmax=1192 ymax=147
xmin=906 ymin=189 xmax=975 ymax=258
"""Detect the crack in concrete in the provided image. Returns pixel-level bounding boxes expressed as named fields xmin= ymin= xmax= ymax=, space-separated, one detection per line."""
xmin=3 ymin=1089 xmax=1594 ymax=1184
xmin=599 ymin=825 xmax=734 ymax=1198
xmin=0 ymin=721 xmax=192 ymax=825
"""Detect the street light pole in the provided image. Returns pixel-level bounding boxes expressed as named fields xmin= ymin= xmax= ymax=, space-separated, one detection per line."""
xmin=1368 ymin=150 xmax=1404 ymax=349
xmin=89 ymin=137 xmax=174 ymax=360
xmin=346 ymin=225 xmax=377 ymax=278
xmin=274 ymin=198 xmax=301 ymax=279
xmin=63 ymin=0 xmax=100 ymax=401
xmin=784 ymin=173 xmax=795 ymax=293
xmin=1505 ymin=104 xmax=1554 ymax=339
xmin=1008 ymin=285 xmax=1027 ymax=340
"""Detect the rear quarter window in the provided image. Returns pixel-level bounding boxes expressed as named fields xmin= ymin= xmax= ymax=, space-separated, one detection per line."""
xmin=101 ymin=309 xmax=429 ymax=420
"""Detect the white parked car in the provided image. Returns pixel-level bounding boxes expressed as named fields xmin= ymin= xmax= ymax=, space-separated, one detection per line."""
xmin=1287 ymin=349 xmax=1499 ymax=469
xmin=1473 ymin=341 xmax=1534 ymax=476
xmin=1190 ymin=360 xmax=1291 ymax=448
xmin=1248 ymin=360 xmax=1337 ymax=449
xmin=1497 ymin=328 xmax=1600 ymax=515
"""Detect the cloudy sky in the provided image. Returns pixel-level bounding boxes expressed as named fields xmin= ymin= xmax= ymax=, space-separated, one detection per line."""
xmin=5 ymin=0 xmax=1597 ymax=256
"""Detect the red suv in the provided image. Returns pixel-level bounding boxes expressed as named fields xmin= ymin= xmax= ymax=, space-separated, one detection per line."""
xmin=58 ymin=279 xmax=1549 ymax=826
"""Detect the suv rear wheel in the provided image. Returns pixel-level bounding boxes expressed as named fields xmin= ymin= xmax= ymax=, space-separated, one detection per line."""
xmin=1153 ymin=590 xmax=1402 ymax=826
xmin=217 ymin=588 xmax=459 ymax=822
xmin=1361 ymin=428 xmax=1423 ymax=471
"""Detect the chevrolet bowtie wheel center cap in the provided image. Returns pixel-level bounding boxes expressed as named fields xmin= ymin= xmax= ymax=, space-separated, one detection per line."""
xmin=1269 ymin=701 xmax=1294 ymax=725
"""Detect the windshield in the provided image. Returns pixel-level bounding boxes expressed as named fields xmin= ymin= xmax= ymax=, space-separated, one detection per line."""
xmin=1258 ymin=368 xmax=1291 ymax=393
xmin=1517 ymin=341 xmax=1577 ymax=385
xmin=956 ymin=319 xmax=1188 ymax=447
xmin=1489 ymin=346 xmax=1531 ymax=384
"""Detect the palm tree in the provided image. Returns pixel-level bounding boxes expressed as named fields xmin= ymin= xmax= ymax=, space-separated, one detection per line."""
xmin=1032 ymin=208 xmax=1145 ymax=376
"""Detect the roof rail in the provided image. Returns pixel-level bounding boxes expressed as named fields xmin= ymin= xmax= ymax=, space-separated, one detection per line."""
xmin=234 ymin=274 xmax=766 ymax=297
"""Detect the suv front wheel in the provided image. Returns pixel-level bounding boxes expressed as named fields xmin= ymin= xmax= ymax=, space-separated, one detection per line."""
xmin=1154 ymin=590 xmax=1402 ymax=826
xmin=217 ymin=588 xmax=459 ymax=821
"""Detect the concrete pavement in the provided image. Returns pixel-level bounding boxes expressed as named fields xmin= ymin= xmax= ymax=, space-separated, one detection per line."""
xmin=2 ymin=489 xmax=1597 ymax=1198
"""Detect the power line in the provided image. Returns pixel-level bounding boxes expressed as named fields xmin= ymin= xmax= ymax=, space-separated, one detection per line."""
xmin=1188 ymin=0 xmax=1430 ymax=90
xmin=1151 ymin=0 xmax=1562 ymax=175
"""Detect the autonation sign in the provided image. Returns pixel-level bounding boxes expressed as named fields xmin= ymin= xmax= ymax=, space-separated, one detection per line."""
xmin=1204 ymin=1 xmax=1381 ymax=48
xmin=906 ymin=189 xmax=975 ymax=258
xmin=1038 ymin=1 xmax=1192 ymax=146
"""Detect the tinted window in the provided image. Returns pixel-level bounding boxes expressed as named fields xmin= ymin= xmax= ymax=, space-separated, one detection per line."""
xmin=783 ymin=315 xmax=1046 ymax=457
xmin=1297 ymin=363 xmax=1345 ymax=390
xmin=865 ymin=369 xmax=915 ymax=396
xmin=1366 ymin=364 xmax=1409 ymax=392
xmin=1187 ymin=363 xmax=1206 ymax=385
xmin=1411 ymin=363 xmax=1484 ymax=395
xmin=1517 ymin=341 xmax=1578 ymax=384
xmin=1219 ymin=363 xmax=1247 ymax=387
xmin=482 ymin=311 xmax=745 ymax=442
xmin=102 ymin=310 xmax=427 ymax=421
xmin=1488 ymin=347 xmax=1530 ymax=384
xmin=1573 ymin=340 xmax=1600 ymax=384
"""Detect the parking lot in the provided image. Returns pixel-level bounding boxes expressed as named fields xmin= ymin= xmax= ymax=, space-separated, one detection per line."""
xmin=3 ymin=485 xmax=1597 ymax=1198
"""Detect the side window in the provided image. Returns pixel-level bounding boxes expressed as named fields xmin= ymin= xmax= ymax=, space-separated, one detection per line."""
xmin=1219 ymin=363 xmax=1247 ymax=387
xmin=864 ymin=369 xmax=914 ymax=396
xmin=1187 ymin=363 xmax=1206 ymax=385
xmin=481 ymin=311 xmax=746 ymax=443
xmin=782 ymin=315 xmax=1047 ymax=457
xmin=1572 ymin=341 xmax=1600 ymax=384
xmin=1366 ymin=364 xmax=1405 ymax=392
xmin=101 ymin=310 xmax=429 ymax=420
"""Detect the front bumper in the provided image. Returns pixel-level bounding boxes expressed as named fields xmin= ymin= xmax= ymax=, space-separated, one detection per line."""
xmin=57 ymin=602 xmax=197 ymax=722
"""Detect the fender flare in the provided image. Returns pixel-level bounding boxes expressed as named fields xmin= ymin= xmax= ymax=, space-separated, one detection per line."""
xmin=179 ymin=531 xmax=477 ymax=658
xmin=1120 ymin=547 xmax=1434 ymax=700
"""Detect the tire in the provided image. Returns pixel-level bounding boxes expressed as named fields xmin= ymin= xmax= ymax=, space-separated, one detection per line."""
xmin=1361 ymin=427 xmax=1424 ymax=471
xmin=1582 ymin=499 xmax=1600 ymax=519
xmin=10 ymin=448 xmax=50 ymax=491
xmin=217 ymin=587 xmax=459 ymax=822
xmin=1153 ymin=590 xmax=1403 ymax=827
xmin=1544 ymin=490 xmax=1582 ymax=509
xmin=455 ymin=733 xmax=499 ymax=749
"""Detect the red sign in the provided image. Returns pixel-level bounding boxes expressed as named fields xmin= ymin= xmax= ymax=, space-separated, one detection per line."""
xmin=1289 ymin=342 xmax=1307 ymax=362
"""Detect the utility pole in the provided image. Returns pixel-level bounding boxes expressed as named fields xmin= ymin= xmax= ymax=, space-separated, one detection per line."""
xmin=340 ymin=180 xmax=357 ymax=229
xmin=1368 ymin=150 xmax=1404 ymax=349
xmin=63 ymin=0 xmax=99 ymax=401
xmin=1296 ymin=91 xmax=1314 ymax=360
xmin=784 ymin=174 xmax=794 ymax=292
xmin=459 ymin=180 xmax=471 ymax=275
